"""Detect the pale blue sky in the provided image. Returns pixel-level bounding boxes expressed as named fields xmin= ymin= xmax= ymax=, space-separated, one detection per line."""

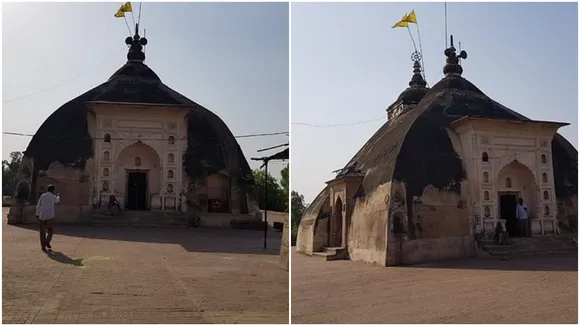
xmin=2 ymin=2 xmax=289 ymax=178
xmin=291 ymin=2 xmax=578 ymax=202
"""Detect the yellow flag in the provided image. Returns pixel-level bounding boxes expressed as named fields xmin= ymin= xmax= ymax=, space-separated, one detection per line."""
xmin=403 ymin=10 xmax=417 ymax=24
xmin=114 ymin=9 xmax=125 ymax=18
xmin=391 ymin=14 xmax=409 ymax=28
xmin=121 ymin=2 xmax=132 ymax=12
xmin=114 ymin=2 xmax=132 ymax=18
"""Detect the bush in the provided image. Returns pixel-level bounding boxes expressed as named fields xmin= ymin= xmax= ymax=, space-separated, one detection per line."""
xmin=2 ymin=196 xmax=11 ymax=207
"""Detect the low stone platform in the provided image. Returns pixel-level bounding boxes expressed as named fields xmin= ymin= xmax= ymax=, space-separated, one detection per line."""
xmin=478 ymin=234 xmax=577 ymax=259
xmin=91 ymin=211 xmax=188 ymax=227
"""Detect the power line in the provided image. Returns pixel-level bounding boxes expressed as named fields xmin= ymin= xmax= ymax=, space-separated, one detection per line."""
xmin=2 ymin=131 xmax=288 ymax=141
xmin=3 ymin=48 xmax=126 ymax=104
xmin=292 ymin=116 xmax=384 ymax=128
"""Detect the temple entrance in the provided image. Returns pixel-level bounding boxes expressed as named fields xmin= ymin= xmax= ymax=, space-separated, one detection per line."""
xmin=499 ymin=193 xmax=518 ymax=237
xmin=330 ymin=197 xmax=343 ymax=247
xmin=127 ymin=171 xmax=147 ymax=210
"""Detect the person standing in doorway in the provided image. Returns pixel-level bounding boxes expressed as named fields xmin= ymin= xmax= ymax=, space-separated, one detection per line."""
xmin=36 ymin=185 xmax=60 ymax=251
xmin=515 ymin=198 xmax=529 ymax=237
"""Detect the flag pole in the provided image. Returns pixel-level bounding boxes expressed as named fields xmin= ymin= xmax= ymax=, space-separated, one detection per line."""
xmin=138 ymin=2 xmax=143 ymax=25
xmin=445 ymin=2 xmax=448 ymax=48
xmin=123 ymin=16 xmax=132 ymax=36
xmin=414 ymin=18 xmax=426 ymax=82
xmin=406 ymin=26 xmax=418 ymax=53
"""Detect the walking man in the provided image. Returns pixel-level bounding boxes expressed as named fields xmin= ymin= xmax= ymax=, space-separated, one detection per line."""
xmin=36 ymin=185 xmax=60 ymax=251
xmin=515 ymin=198 xmax=529 ymax=237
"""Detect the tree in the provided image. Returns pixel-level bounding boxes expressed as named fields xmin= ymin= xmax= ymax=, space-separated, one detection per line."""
xmin=253 ymin=169 xmax=286 ymax=212
xmin=2 ymin=151 xmax=23 ymax=197
xmin=291 ymin=190 xmax=307 ymax=231
xmin=280 ymin=165 xmax=289 ymax=211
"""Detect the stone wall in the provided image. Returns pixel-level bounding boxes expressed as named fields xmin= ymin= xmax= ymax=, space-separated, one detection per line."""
xmin=280 ymin=213 xmax=289 ymax=271
xmin=388 ymin=236 xmax=475 ymax=265
xmin=347 ymin=183 xmax=391 ymax=266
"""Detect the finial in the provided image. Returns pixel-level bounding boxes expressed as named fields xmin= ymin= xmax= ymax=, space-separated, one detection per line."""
xmin=124 ymin=23 xmax=148 ymax=62
xmin=443 ymin=35 xmax=467 ymax=76
xmin=409 ymin=51 xmax=427 ymax=88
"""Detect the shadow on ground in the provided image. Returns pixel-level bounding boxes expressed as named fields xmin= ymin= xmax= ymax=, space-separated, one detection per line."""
xmin=408 ymin=255 xmax=578 ymax=272
xmin=13 ymin=223 xmax=282 ymax=255
xmin=291 ymin=246 xmax=577 ymax=272
xmin=45 ymin=251 xmax=84 ymax=266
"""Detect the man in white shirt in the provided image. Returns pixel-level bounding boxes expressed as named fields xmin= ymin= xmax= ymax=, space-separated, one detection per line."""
xmin=515 ymin=198 xmax=529 ymax=237
xmin=36 ymin=185 xmax=60 ymax=251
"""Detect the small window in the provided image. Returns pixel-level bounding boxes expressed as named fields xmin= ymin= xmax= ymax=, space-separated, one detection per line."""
xmin=483 ymin=191 xmax=490 ymax=201
xmin=482 ymin=152 xmax=489 ymax=162
xmin=168 ymin=153 xmax=174 ymax=164
xmin=484 ymin=206 xmax=490 ymax=217
xmin=104 ymin=133 xmax=111 ymax=143
xmin=544 ymin=205 xmax=550 ymax=216
xmin=541 ymin=154 xmax=547 ymax=164
xmin=483 ymin=171 xmax=489 ymax=183
xmin=506 ymin=177 xmax=512 ymax=189
xmin=168 ymin=136 xmax=175 ymax=145
xmin=103 ymin=151 xmax=110 ymax=161
xmin=102 ymin=181 xmax=109 ymax=191
xmin=103 ymin=168 xmax=109 ymax=177
xmin=167 ymin=170 xmax=174 ymax=179
xmin=542 ymin=173 xmax=548 ymax=183
xmin=167 ymin=184 xmax=174 ymax=193
xmin=135 ymin=157 xmax=141 ymax=167
xmin=543 ymin=191 xmax=549 ymax=200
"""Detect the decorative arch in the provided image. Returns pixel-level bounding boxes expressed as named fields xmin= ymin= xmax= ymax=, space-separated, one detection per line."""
xmin=391 ymin=210 xmax=406 ymax=235
xmin=481 ymin=152 xmax=489 ymax=162
xmin=330 ymin=196 xmax=343 ymax=247
xmin=496 ymin=160 xmax=538 ymax=217
xmin=207 ymin=173 xmax=230 ymax=213
xmin=114 ymin=141 xmax=162 ymax=202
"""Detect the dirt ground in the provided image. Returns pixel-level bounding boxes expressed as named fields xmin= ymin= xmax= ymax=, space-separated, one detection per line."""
xmin=291 ymin=248 xmax=578 ymax=324
xmin=2 ymin=208 xmax=288 ymax=324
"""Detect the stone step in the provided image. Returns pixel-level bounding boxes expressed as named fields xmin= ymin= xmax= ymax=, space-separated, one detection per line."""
xmin=313 ymin=247 xmax=349 ymax=261
xmin=91 ymin=212 xmax=188 ymax=228
xmin=487 ymin=247 xmax=577 ymax=259
xmin=479 ymin=234 xmax=577 ymax=260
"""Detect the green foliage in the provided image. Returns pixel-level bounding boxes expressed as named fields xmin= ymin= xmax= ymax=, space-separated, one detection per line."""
xmin=280 ymin=165 xmax=289 ymax=211
xmin=253 ymin=168 xmax=287 ymax=212
xmin=291 ymin=190 xmax=307 ymax=231
xmin=2 ymin=152 xmax=23 ymax=197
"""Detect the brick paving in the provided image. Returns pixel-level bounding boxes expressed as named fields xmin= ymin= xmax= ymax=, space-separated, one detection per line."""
xmin=291 ymin=248 xmax=578 ymax=324
xmin=2 ymin=208 xmax=288 ymax=324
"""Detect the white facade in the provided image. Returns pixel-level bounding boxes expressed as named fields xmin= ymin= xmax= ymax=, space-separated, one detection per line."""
xmin=449 ymin=117 xmax=568 ymax=236
xmin=89 ymin=102 xmax=190 ymax=212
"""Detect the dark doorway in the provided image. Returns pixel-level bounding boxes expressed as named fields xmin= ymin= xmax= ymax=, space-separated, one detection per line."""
xmin=127 ymin=172 xmax=147 ymax=210
xmin=499 ymin=194 xmax=518 ymax=237
xmin=329 ymin=197 xmax=343 ymax=247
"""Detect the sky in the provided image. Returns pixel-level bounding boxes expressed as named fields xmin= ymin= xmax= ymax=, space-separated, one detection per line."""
xmin=2 ymin=2 xmax=289 ymax=179
xmin=291 ymin=2 xmax=579 ymax=203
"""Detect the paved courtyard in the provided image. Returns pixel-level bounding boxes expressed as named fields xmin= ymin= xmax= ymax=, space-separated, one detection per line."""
xmin=2 ymin=208 xmax=288 ymax=324
xmin=291 ymin=248 xmax=578 ymax=324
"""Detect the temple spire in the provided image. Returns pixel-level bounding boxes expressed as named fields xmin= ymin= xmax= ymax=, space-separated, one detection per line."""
xmin=409 ymin=51 xmax=427 ymax=88
xmin=125 ymin=23 xmax=148 ymax=62
xmin=443 ymin=35 xmax=467 ymax=76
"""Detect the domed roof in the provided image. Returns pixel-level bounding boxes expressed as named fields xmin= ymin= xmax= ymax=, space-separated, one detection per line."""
xmin=337 ymin=39 xmax=577 ymax=201
xmin=395 ymin=60 xmax=429 ymax=104
xmin=23 ymin=30 xmax=254 ymax=187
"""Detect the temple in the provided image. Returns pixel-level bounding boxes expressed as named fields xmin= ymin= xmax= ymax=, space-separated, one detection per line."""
xmin=296 ymin=37 xmax=578 ymax=265
xmin=8 ymin=26 xmax=261 ymax=227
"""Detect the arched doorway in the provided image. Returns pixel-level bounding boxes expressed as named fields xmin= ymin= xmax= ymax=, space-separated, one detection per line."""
xmin=496 ymin=160 xmax=537 ymax=237
xmin=206 ymin=173 xmax=230 ymax=213
xmin=330 ymin=197 xmax=343 ymax=247
xmin=115 ymin=141 xmax=161 ymax=210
